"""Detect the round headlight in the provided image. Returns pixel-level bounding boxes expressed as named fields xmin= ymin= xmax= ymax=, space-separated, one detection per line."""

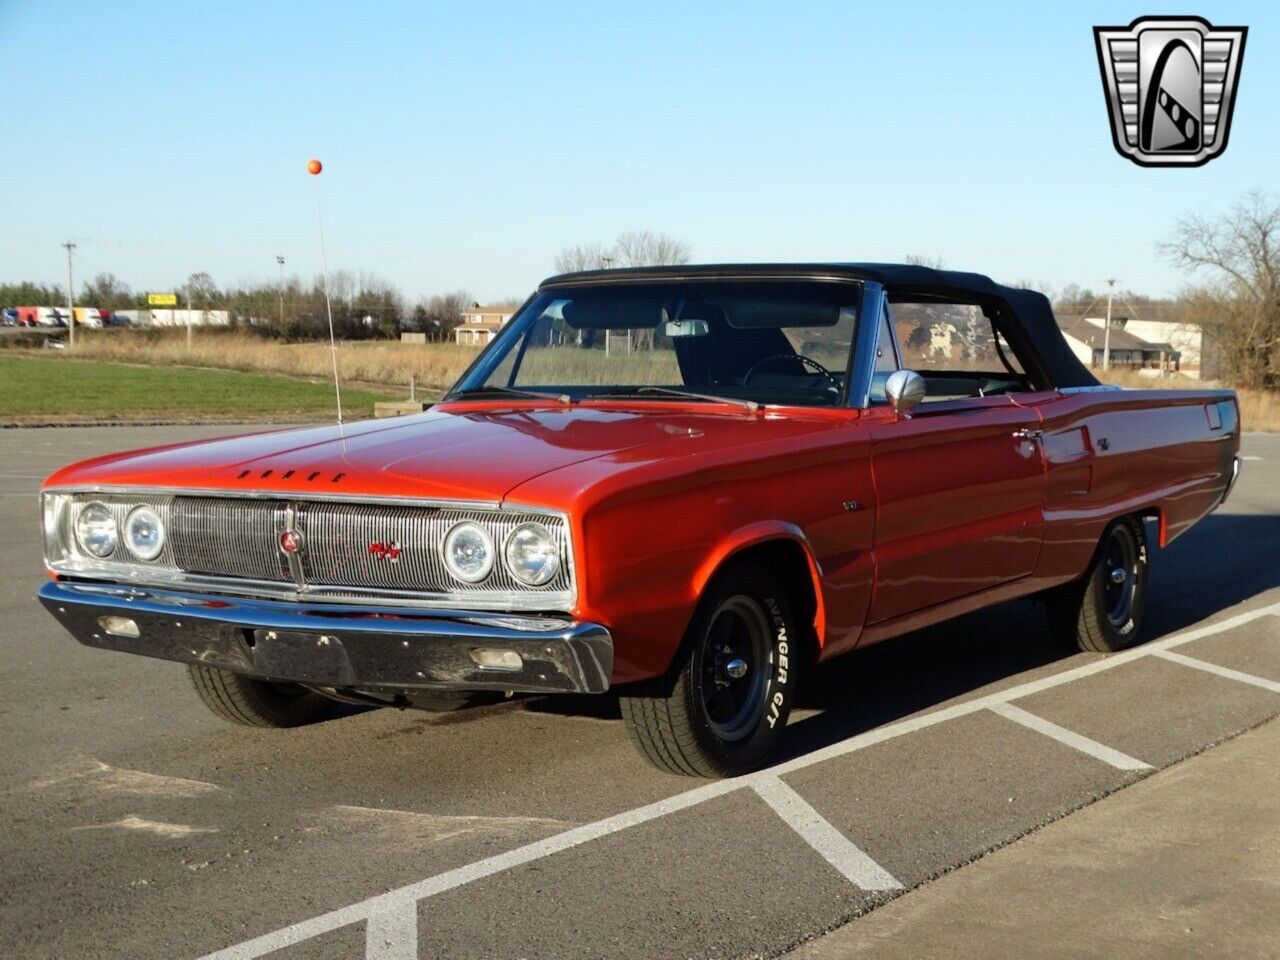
xmin=125 ymin=505 xmax=166 ymax=561
xmin=504 ymin=523 xmax=561 ymax=586
xmin=442 ymin=522 xmax=495 ymax=583
xmin=75 ymin=501 xmax=117 ymax=558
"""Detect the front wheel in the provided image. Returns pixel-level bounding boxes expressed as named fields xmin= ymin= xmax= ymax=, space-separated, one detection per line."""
xmin=1048 ymin=517 xmax=1149 ymax=653
xmin=620 ymin=563 xmax=798 ymax=777
xmin=188 ymin=665 xmax=345 ymax=728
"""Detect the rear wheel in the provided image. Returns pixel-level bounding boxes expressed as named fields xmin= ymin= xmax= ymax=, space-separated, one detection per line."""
xmin=620 ymin=563 xmax=797 ymax=777
xmin=188 ymin=665 xmax=344 ymax=728
xmin=1048 ymin=518 xmax=1149 ymax=653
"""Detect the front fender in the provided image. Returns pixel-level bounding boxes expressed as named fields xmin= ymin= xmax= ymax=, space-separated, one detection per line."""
xmin=690 ymin=522 xmax=827 ymax=645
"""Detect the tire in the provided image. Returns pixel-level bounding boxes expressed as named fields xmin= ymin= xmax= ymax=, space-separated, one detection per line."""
xmin=1047 ymin=517 xmax=1149 ymax=653
xmin=188 ymin=665 xmax=344 ymax=728
xmin=620 ymin=563 xmax=798 ymax=777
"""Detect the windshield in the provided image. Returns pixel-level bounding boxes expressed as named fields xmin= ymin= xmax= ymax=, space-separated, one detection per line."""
xmin=451 ymin=280 xmax=861 ymax=407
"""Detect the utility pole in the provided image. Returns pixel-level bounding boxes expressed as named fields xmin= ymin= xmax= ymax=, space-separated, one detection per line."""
xmin=276 ymin=255 xmax=285 ymax=328
xmin=1102 ymin=278 xmax=1116 ymax=372
xmin=62 ymin=241 xmax=77 ymax=349
xmin=186 ymin=287 xmax=194 ymax=351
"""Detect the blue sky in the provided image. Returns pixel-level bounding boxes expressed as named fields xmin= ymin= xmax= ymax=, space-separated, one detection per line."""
xmin=2 ymin=1 xmax=1275 ymax=302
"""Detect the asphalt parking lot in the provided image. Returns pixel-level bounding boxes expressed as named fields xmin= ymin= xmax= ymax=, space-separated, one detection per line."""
xmin=2 ymin=426 xmax=1277 ymax=960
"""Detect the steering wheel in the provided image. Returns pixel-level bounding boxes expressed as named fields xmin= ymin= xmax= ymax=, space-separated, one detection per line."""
xmin=743 ymin=353 xmax=838 ymax=388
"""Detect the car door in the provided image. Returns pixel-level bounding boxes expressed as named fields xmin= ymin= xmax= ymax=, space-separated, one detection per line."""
xmin=864 ymin=298 xmax=1047 ymax=624
xmin=865 ymin=398 xmax=1047 ymax=623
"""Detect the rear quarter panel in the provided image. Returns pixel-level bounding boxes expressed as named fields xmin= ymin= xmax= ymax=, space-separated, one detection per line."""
xmin=1032 ymin=388 xmax=1239 ymax=584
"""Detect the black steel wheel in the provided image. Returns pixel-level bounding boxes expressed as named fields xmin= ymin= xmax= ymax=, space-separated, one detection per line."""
xmin=620 ymin=562 xmax=797 ymax=777
xmin=1047 ymin=517 xmax=1149 ymax=653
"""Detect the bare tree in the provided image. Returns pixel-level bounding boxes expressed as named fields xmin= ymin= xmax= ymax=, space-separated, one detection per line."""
xmin=1161 ymin=191 xmax=1280 ymax=388
xmin=614 ymin=230 xmax=691 ymax=267
xmin=554 ymin=242 xmax=614 ymax=274
xmin=80 ymin=272 xmax=133 ymax=311
xmin=904 ymin=254 xmax=946 ymax=269
xmin=554 ymin=232 xmax=691 ymax=273
xmin=184 ymin=271 xmax=218 ymax=305
xmin=415 ymin=290 xmax=472 ymax=339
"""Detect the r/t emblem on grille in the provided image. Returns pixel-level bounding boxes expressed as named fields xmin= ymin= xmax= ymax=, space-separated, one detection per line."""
xmin=368 ymin=540 xmax=402 ymax=563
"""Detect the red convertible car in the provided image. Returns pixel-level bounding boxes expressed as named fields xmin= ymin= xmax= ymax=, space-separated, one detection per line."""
xmin=38 ymin=264 xmax=1241 ymax=776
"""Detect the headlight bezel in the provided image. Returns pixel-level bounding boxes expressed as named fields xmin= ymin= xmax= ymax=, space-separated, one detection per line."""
xmin=442 ymin=520 xmax=496 ymax=584
xmin=74 ymin=500 xmax=118 ymax=559
xmin=504 ymin=521 xmax=562 ymax=586
xmin=124 ymin=504 xmax=166 ymax=561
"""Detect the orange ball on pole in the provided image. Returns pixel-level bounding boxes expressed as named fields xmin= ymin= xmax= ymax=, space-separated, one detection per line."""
xmin=307 ymin=158 xmax=323 ymax=175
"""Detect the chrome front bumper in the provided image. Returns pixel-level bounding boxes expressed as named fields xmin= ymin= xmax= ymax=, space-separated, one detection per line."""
xmin=39 ymin=580 xmax=612 ymax=694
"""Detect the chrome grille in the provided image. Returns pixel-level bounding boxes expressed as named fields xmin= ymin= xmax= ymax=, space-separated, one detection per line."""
xmin=49 ymin=491 xmax=575 ymax=610
xmin=299 ymin=503 xmax=572 ymax=594
xmin=170 ymin=497 xmax=292 ymax=582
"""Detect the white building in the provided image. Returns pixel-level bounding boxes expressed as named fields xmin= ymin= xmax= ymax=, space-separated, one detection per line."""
xmin=144 ymin=308 xmax=232 ymax=327
xmin=1057 ymin=316 xmax=1203 ymax=378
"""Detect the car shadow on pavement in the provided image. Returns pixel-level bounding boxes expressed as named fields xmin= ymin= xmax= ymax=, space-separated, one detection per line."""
xmin=498 ymin=514 xmax=1280 ymax=761
xmin=776 ymin=511 xmax=1280 ymax=765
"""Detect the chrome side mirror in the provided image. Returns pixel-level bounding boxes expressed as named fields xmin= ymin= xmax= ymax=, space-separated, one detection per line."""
xmin=884 ymin=369 xmax=926 ymax=418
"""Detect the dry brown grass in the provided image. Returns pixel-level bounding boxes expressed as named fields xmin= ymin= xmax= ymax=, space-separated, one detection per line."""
xmin=29 ymin=329 xmax=479 ymax=397
xmin=1101 ymin=369 xmax=1280 ymax=432
xmin=18 ymin=330 xmax=1280 ymax=430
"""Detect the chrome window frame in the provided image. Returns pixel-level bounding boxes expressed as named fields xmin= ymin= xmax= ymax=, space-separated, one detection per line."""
xmin=847 ymin=281 xmax=889 ymax=409
xmin=41 ymin=486 xmax=579 ymax=614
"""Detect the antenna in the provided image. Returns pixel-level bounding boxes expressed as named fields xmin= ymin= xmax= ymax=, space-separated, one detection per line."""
xmin=308 ymin=158 xmax=344 ymax=433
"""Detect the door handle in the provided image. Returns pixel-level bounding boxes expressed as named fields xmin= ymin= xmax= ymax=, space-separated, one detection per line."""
xmin=1012 ymin=428 xmax=1043 ymax=441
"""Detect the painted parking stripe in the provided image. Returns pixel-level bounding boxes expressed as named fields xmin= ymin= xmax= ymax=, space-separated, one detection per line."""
xmin=196 ymin=599 xmax=1280 ymax=960
xmin=1153 ymin=649 xmax=1280 ymax=693
xmin=752 ymin=776 xmax=901 ymax=891
xmin=988 ymin=702 xmax=1152 ymax=771
xmin=366 ymin=905 xmax=417 ymax=960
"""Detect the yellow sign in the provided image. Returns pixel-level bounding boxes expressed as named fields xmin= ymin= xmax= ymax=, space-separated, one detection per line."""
xmin=148 ymin=293 xmax=178 ymax=307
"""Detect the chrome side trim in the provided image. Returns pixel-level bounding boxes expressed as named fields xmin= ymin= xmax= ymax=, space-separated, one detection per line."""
xmin=1057 ymin=384 xmax=1124 ymax=394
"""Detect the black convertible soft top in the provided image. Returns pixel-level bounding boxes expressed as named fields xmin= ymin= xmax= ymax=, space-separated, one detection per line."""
xmin=541 ymin=263 xmax=1099 ymax=389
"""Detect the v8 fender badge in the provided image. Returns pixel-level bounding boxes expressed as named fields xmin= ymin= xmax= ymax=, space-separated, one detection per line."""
xmin=1094 ymin=16 xmax=1247 ymax=167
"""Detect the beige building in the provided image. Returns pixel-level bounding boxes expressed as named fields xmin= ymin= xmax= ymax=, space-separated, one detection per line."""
xmin=454 ymin=303 xmax=514 ymax=346
xmin=1057 ymin=316 xmax=1194 ymax=377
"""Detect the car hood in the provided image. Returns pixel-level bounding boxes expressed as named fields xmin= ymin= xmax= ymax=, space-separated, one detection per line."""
xmin=43 ymin=403 xmax=801 ymax=504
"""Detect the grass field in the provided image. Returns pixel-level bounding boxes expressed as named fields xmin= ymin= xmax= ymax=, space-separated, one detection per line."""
xmin=6 ymin=331 xmax=1277 ymax=430
xmin=26 ymin=330 xmax=478 ymax=396
xmin=1103 ymin=370 xmax=1279 ymax=431
xmin=0 ymin=355 xmax=396 ymax=423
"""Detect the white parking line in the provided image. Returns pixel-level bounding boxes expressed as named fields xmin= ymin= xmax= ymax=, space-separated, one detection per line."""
xmin=366 ymin=905 xmax=417 ymax=960
xmin=988 ymin=702 xmax=1152 ymax=771
xmin=1152 ymin=650 xmax=1280 ymax=693
xmin=753 ymin=776 xmax=901 ymax=890
xmin=196 ymin=599 xmax=1280 ymax=960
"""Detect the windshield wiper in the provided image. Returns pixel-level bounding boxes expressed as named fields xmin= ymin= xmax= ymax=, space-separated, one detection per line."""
xmin=591 ymin=386 xmax=760 ymax=413
xmin=444 ymin=385 xmax=571 ymax=405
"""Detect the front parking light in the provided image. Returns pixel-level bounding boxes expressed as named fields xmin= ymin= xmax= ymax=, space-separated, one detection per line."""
xmin=470 ymin=648 xmax=524 ymax=672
